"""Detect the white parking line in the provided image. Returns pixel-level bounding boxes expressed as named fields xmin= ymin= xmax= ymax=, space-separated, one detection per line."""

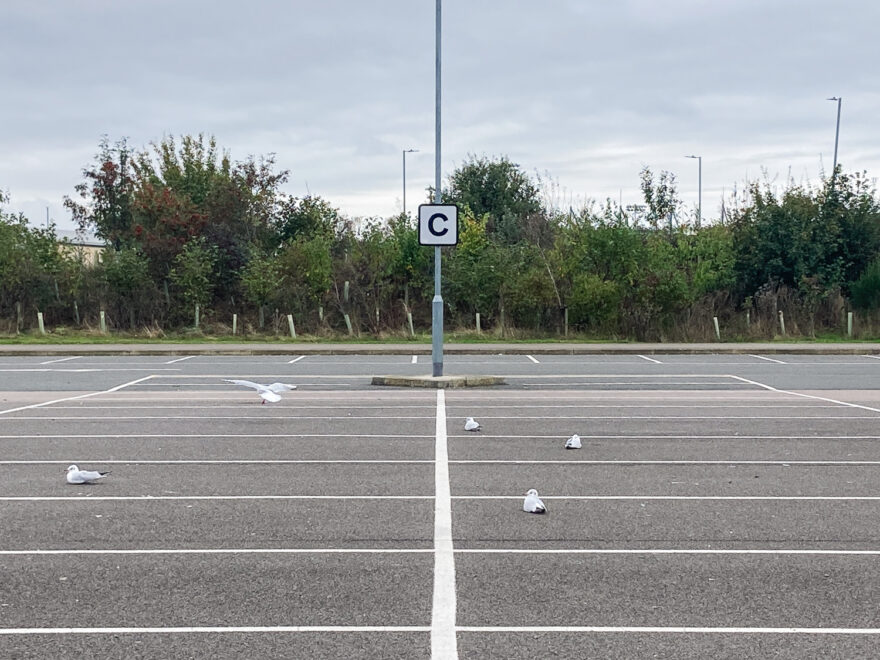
xmin=526 ymin=355 xmax=539 ymax=364
xmin=1 ymin=625 xmax=876 ymax=636
xmin=287 ymin=356 xmax=306 ymax=364
xmin=164 ymin=356 xmax=194 ymax=364
xmin=0 ymin=548 xmax=432 ymax=556
xmin=0 ymin=626 xmax=429 ymax=635
xmin=38 ymin=356 xmax=81 ymax=365
xmin=0 ymin=376 xmax=157 ymax=416
xmin=5 ymin=495 xmax=880 ymax=502
xmin=412 ymin=355 xmax=418 ymax=364
xmin=432 ymin=389 xmax=457 ymax=659
xmin=458 ymin=626 xmax=880 ymax=635
xmin=862 ymin=355 xmax=880 ymax=360
xmin=749 ymin=354 xmax=786 ymax=364
xmin=637 ymin=355 xmax=662 ymax=364
xmin=729 ymin=375 xmax=880 ymax=413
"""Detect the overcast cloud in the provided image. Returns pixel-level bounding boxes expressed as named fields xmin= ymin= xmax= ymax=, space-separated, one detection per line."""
xmin=2 ymin=0 xmax=878 ymax=230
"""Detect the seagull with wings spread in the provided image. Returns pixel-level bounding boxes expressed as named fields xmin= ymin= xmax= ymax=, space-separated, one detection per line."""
xmin=223 ymin=379 xmax=297 ymax=404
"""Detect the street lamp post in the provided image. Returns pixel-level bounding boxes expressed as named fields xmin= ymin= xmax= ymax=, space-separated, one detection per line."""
xmin=827 ymin=96 xmax=842 ymax=178
xmin=685 ymin=155 xmax=702 ymax=228
xmin=402 ymin=148 xmax=418 ymax=216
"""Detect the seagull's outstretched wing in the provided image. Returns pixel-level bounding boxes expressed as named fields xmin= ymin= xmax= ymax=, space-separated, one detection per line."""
xmin=224 ymin=379 xmax=265 ymax=392
xmin=266 ymin=383 xmax=297 ymax=393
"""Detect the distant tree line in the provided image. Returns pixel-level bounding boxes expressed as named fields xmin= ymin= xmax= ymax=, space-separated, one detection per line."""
xmin=2 ymin=133 xmax=880 ymax=340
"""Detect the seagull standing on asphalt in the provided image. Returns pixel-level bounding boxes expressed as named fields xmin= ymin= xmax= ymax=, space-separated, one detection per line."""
xmin=223 ymin=379 xmax=297 ymax=404
xmin=66 ymin=465 xmax=110 ymax=484
xmin=464 ymin=417 xmax=481 ymax=432
xmin=523 ymin=488 xmax=546 ymax=514
xmin=565 ymin=434 xmax=582 ymax=449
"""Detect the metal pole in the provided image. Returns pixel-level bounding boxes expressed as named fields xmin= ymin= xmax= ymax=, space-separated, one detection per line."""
xmin=432 ymin=0 xmax=443 ymax=377
xmin=828 ymin=96 xmax=842 ymax=178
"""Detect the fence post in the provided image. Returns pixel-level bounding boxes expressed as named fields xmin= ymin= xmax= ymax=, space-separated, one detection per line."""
xmin=847 ymin=311 xmax=853 ymax=337
xmin=564 ymin=307 xmax=569 ymax=337
xmin=778 ymin=310 xmax=786 ymax=336
xmin=16 ymin=302 xmax=22 ymax=331
xmin=73 ymin=300 xmax=80 ymax=325
xmin=287 ymin=314 xmax=296 ymax=339
xmin=713 ymin=316 xmax=721 ymax=341
xmin=194 ymin=304 xmax=200 ymax=328
xmin=37 ymin=312 xmax=46 ymax=335
xmin=476 ymin=312 xmax=481 ymax=334
xmin=100 ymin=310 xmax=107 ymax=334
xmin=407 ymin=311 xmax=414 ymax=337
xmin=232 ymin=313 xmax=238 ymax=336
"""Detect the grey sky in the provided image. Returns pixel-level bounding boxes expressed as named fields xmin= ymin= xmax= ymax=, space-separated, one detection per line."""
xmin=2 ymin=0 xmax=878 ymax=230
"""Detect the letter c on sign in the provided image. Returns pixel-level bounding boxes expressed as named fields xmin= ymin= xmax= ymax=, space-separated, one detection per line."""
xmin=428 ymin=213 xmax=449 ymax=236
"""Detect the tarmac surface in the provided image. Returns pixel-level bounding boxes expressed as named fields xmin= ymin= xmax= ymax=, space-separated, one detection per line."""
xmin=1 ymin=348 xmax=880 ymax=658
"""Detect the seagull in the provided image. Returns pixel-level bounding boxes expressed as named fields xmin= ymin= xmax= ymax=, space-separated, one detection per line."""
xmin=523 ymin=488 xmax=546 ymax=514
xmin=223 ymin=379 xmax=297 ymax=404
xmin=565 ymin=434 xmax=582 ymax=449
xmin=66 ymin=465 xmax=109 ymax=484
xmin=464 ymin=417 xmax=481 ymax=432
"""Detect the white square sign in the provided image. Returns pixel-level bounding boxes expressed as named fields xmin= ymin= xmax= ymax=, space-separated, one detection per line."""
xmin=418 ymin=204 xmax=459 ymax=246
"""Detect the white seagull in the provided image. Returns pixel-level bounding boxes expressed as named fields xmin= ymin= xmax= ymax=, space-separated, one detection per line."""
xmin=464 ymin=417 xmax=481 ymax=432
xmin=224 ymin=379 xmax=297 ymax=404
xmin=66 ymin=465 xmax=109 ymax=484
xmin=565 ymin=434 xmax=582 ymax=449
xmin=523 ymin=488 xmax=546 ymax=514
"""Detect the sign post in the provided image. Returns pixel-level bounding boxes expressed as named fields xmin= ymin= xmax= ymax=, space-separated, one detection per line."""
xmin=419 ymin=204 xmax=458 ymax=377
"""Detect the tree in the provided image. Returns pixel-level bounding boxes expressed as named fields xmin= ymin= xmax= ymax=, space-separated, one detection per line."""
xmin=64 ymin=136 xmax=135 ymax=250
xmin=639 ymin=167 xmax=681 ymax=231
xmin=240 ymin=252 xmax=283 ymax=329
xmin=168 ymin=237 xmax=219 ymax=324
xmin=443 ymin=155 xmax=544 ymax=245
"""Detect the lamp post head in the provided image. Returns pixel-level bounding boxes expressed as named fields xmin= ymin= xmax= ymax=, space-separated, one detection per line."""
xmin=404 ymin=148 xmax=419 ymax=154
xmin=827 ymin=96 xmax=841 ymax=101
xmin=685 ymin=154 xmax=700 ymax=160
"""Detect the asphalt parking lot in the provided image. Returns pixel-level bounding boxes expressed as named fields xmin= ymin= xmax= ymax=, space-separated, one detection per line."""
xmin=1 ymin=351 xmax=880 ymax=659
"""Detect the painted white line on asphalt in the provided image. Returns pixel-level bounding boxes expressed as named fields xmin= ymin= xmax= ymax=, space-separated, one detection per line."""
xmin=729 ymin=375 xmax=880 ymax=413
xmin=0 ymin=495 xmax=435 ymax=501
xmin=453 ymin=495 xmax=880 ymax=501
xmin=0 ymin=376 xmax=157 ymax=416
xmin=6 ymin=495 xmax=880 ymax=502
xmin=39 ymin=356 xmax=81 ymax=365
xmin=456 ymin=548 xmax=880 ymax=555
xmin=0 ymin=626 xmax=430 ymax=635
xmin=447 ymin=460 xmax=880 ymax=466
xmin=5 ymin=459 xmax=877 ymax=466
xmin=0 ymin=369 xmax=175 ymax=373
xmin=457 ymin=626 xmax=880 ymax=635
xmin=2 ymin=548 xmax=876 ymax=557
xmin=749 ymin=354 xmax=786 ymax=364
xmin=526 ymin=355 xmax=539 ymax=363
xmin=862 ymin=355 xmax=880 ymax=360
xmin=1 ymin=460 xmax=434 ymax=465
xmin=412 ymin=355 xmax=418 ymax=364
xmin=0 ymin=548 xmax=432 ymax=556
xmin=165 ymin=356 xmax=194 ymax=364
xmin=0 ymin=415 xmax=436 ymax=421
xmin=637 ymin=355 xmax=662 ymax=363
xmin=0 ymin=433 xmax=435 ymax=438
xmin=432 ymin=389 xmax=458 ymax=659
xmin=287 ymin=356 xmax=306 ymax=364
xmin=2 ymin=625 xmax=877 ymax=635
